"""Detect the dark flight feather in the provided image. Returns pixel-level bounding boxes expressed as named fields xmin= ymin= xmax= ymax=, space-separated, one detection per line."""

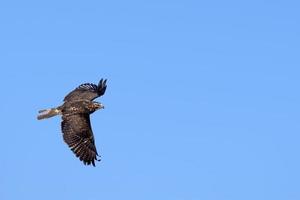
xmin=64 ymin=79 xmax=107 ymax=102
xmin=61 ymin=113 xmax=100 ymax=166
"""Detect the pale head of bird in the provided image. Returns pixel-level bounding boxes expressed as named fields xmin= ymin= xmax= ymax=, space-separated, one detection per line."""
xmin=93 ymin=101 xmax=104 ymax=110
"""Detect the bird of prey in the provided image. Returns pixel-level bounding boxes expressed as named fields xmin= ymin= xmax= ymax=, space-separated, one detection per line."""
xmin=37 ymin=79 xmax=107 ymax=166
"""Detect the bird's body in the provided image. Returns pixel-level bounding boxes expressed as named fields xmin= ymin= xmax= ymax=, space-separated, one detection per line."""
xmin=37 ymin=79 xmax=107 ymax=166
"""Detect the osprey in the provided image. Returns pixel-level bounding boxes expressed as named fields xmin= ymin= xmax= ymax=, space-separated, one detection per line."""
xmin=37 ymin=79 xmax=107 ymax=166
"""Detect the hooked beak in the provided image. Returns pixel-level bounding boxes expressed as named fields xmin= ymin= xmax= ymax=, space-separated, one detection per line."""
xmin=99 ymin=103 xmax=105 ymax=109
xmin=94 ymin=103 xmax=104 ymax=110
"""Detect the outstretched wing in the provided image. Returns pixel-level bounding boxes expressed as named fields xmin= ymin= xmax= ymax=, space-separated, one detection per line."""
xmin=64 ymin=79 xmax=107 ymax=102
xmin=61 ymin=113 xmax=100 ymax=166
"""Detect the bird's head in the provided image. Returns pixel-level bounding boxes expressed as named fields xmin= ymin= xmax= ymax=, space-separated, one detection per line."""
xmin=93 ymin=102 xmax=104 ymax=110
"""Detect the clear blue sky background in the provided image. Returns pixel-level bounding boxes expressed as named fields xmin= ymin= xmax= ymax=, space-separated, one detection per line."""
xmin=0 ymin=1 xmax=299 ymax=200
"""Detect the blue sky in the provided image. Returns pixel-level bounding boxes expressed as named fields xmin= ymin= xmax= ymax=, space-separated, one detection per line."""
xmin=1 ymin=1 xmax=299 ymax=199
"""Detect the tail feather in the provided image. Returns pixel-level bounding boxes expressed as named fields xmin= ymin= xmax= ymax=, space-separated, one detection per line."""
xmin=38 ymin=109 xmax=48 ymax=113
xmin=37 ymin=108 xmax=61 ymax=120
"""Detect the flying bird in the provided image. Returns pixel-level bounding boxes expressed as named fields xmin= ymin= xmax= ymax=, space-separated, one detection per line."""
xmin=37 ymin=79 xmax=107 ymax=166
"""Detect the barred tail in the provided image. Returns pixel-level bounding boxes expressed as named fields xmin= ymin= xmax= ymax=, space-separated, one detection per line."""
xmin=37 ymin=108 xmax=61 ymax=120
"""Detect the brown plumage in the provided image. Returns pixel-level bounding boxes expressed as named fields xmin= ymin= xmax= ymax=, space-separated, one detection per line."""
xmin=37 ymin=79 xmax=107 ymax=166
